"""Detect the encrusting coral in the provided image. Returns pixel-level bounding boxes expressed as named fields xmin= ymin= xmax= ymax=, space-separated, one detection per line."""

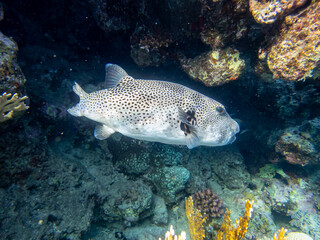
xmin=180 ymin=48 xmax=245 ymax=86
xmin=0 ymin=92 xmax=29 ymax=123
xmin=286 ymin=232 xmax=313 ymax=240
xmin=178 ymin=0 xmax=246 ymax=86
xmin=192 ymin=189 xmax=224 ymax=219
xmin=249 ymin=0 xmax=308 ymax=24
xmin=274 ymin=118 xmax=320 ymax=166
xmin=266 ymin=0 xmax=320 ymax=81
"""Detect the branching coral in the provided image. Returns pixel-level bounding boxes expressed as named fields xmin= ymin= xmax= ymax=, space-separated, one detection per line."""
xmin=0 ymin=92 xmax=29 ymax=123
xmin=273 ymin=227 xmax=287 ymax=240
xmin=266 ymin=0 xmax=320 ymax=81
xmin=216 ymin=200 xmax=254 ymax=240
xmin=185 ymin=196 xmax=207 ymax=240
xmin=249 ymin=0 xmax=308 ymax=24
xmin=159 ymin=225 xmax=186 ymax=240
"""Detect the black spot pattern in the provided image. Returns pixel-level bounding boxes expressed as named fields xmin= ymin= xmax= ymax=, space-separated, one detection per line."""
xmin=81 ymin=76 xmax=229 ymax=135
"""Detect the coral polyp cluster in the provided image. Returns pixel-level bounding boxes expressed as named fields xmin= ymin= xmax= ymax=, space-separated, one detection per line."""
xmin=266 ymin=0 xmax=320 ymax=81
xmin=192 ymin=189 xmax=224 ymax=219
xmin=249 ymin=0 xmax=308 ymax=24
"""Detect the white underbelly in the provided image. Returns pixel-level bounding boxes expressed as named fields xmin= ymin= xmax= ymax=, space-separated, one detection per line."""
xmin=116 ymin=122 xmax=187 ymax=145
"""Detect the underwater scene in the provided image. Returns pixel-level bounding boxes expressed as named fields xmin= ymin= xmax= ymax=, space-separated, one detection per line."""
xmin=0 ymin=0 xmax=320 ymax=239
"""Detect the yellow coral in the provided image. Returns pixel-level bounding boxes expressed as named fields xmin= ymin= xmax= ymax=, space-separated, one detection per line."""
xmin=185 ymin=196 xmax=207 ymax=240
xmin=159 ymin=225 xmax=186 ymax=240
xmin=273 ymin=227 xmax=287 ymax=240
xmin=216 ymin=200 xmax=254 ymax=240
xmin=0 ymin=92 xmax=29 ymax=123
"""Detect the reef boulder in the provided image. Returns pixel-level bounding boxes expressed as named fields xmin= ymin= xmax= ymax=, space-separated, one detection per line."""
xmin=275 ymin=117 xmax=320 ymax=166
xmin=180 ymin=48 xmax=245 ymax=86
xmin=101 ymin=179 xmax=153 ymax=224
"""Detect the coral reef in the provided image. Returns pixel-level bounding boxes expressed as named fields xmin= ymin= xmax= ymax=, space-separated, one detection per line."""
xmin=109 ymin=138 xmax=184 ymax=176
xmin=0 ymin=32 xmax=26 ymax=95
xmin=265 ymin=0 xmax=320 ymax=81
xmin=0 ymin=138 xmax=113 ymax=239
xmin=101 ymin=179 xmax=152 ymax=224
xmin=199 ymin=0 xmax=249 ymax=46
xmin=130 ymin=26 xmax=173 ymax=67
xmin=209 ymin=150 xmax=250 ymax=189
xmin=179 ymin=0 xmax=247 ymax=86
xmin=1 ymin=0 xmax=320 ymax=239
xmin=249 ymin=0 xmax=308 ymax=24
xmin=0 ymin=92 xmax=28 ymax=122
xmin=180 ymin=48 xmax=245 ymax=86
xmin=275 ymin=117 xmax=320 ymax=166
xmin=290 ymin=210 xmax=320 ymax=239
xmin=115 ymin=148 xmax=151 ymax=175
xmin=192 ymin=189 xmax=224 ymax=219
xmin=152 ymin=195 xmax=168 ymax=225
xmin=231 ymin=0 xmax=249 ymax=14
xmin=146 ymin=166 xmax=190 ymax=203
xmin=185 ymin=196 xmax=207 ymax=240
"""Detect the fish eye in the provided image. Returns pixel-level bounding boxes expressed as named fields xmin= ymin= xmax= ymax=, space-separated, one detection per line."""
xmin=216 ymin=106 xmax=225 ymax=114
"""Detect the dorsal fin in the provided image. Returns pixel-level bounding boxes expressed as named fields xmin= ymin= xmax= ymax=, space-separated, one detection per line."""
xmin=105 ymin=64 xmax=129 ymax=88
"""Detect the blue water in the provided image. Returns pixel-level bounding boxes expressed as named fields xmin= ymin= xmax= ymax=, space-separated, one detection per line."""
xmin=0 ymin=1 xmax=319 ymax=240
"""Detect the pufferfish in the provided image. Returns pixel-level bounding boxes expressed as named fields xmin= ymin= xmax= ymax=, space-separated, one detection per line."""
xmin=67 ymin=64 xmax=240 ymax=149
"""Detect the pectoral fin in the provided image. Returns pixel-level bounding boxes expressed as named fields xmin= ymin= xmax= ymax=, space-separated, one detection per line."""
xmin=94 ymin=125 xmax=115 ymax=140
xmin=178 ymin=107 xmax=197 ymax=126
xmin=178 ymin=108 xmax=200 ymax=149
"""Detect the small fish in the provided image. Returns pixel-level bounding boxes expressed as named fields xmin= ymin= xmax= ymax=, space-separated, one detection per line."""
xmin=67 ymin=64 xmax=240 ymax=149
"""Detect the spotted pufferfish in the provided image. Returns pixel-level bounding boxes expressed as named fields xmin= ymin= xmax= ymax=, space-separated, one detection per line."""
xmin=67 ymin=64 xmax=240 ymax=149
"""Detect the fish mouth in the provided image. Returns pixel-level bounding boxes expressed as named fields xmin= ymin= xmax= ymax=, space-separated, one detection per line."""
xmin=227 ymin=120 xmax=240 ymax=144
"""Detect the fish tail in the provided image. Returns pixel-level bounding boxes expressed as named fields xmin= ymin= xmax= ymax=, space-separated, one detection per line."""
xmin=67 ymin=82 xmax=88 ymax=117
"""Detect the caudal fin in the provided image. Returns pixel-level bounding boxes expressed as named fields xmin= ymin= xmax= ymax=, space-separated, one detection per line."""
xmin=67 ymin=82 xmax=88 ymax=117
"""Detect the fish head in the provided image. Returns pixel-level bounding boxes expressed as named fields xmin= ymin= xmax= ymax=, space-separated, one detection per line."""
xmin=200 ymin=104 xmax=240 ymax=146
